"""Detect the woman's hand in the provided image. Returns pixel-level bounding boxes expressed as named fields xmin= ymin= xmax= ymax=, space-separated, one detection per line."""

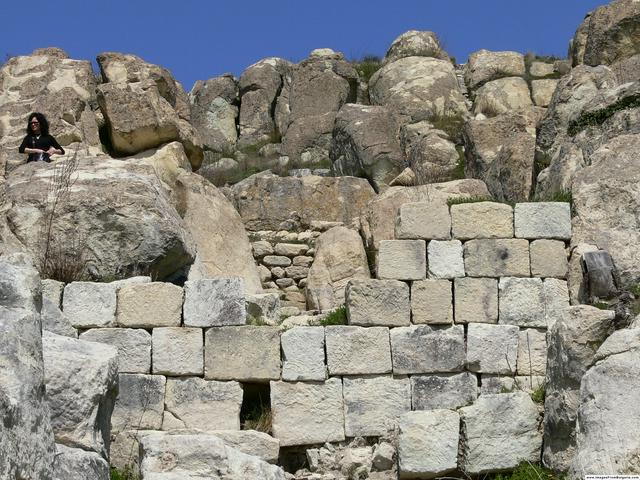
xmin=24 ymin=148 xmax=45 ymax=154
xmin=47 ymin=147 xmax=60 ymax=156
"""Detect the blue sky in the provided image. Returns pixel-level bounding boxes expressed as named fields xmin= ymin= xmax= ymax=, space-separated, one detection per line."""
xmin=1 ymin=0 xmax=609 ymax=91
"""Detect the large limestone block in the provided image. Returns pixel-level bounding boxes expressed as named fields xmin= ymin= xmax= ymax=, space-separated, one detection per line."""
xmin=454 ymin=277 xmax=498 ymax=324
xmin=116 ymin=282 xmax=183 ymax=327
xmin=466 ymin=323 xmax=519 ymax=374
xmin=396 ymin=202 xmax=451 ymax=240
xmin=63 ymin=282 xmax=117 ymax=328
xmin=411 ymin=279 xmax=453 ymax=325
xmin=460 ymin=393 xmax=542 ymax=474
xmin=385 ymin=30 xmax=450 ymax=63
xmin=271 ymin=379 xmax=345 ymax=447
xmin=517 ymin=328 xmax=547 ymax=376
xmin=391 ymin=325 xmax=465 ymax=374
xmin=543 ymin=305 xmax=616 ymax=471
xmin=210 ymin=430 xmax=280 ymax=464
xmin=152 ymin=327 xmax=203 ymax=376
xmin=281 ymin=326 xmax=326 ymax=381
xmin=411 ymin=372 xmax=477 ymax=410
xmin=163 ymin=377 xmax=242 ymax=431
xmin=427 ymin=239 xmax=464 ymax=278
xmin=205 ymin=326 xmax=281 ymax=381
xmin=325 ymin=326 xmax=392 ymax=375
xmin=530 ymin=239 xmax=568 ymax=278
xmin=346 ymin=279 xmax=410 ymax=327
xmin=42 ymin=333 xmax=118 ymax=458
xmin=498 ymin=277 xmax=545 ymax=328
xmin=139 ymin=433 xmax=286 ymax=479
xmin=183 ymin=278 xmax=245 ymax=327
xmin=377 ymin=240 xmax=426 ymax=281
xmin=473 ymin=77 xmax=533 ymax=117
xmin=398 ymin=410 xmax=460 ymax=479
xmin=514 ymin=202 xmax=571 ymax=240
xmin=53 ymin=444 xmax=110 ymax=480
xmin=343 ymin=376 xmax=411 ymax=437
xmin=464 ymin=50 xmax=526 ymax=90
xmin=450 ymin=201 xmax=513 ymax=239
xmin=464 ymin=239 xmax=530 ymax=277
xmin=306 ymin=226 xmax=371 ymax=311
xmin=111 ymin=374 xmax=165 ymax=433
xmin=80 ymin=328 xmax=151 ymax=374
xmin=532 ymin=79 xmax=560 ymax=107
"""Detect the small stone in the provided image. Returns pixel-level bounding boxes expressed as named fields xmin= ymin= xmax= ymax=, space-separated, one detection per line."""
xmin=428 ymin=240 xmax=465 ymax=278
xmin=466 ymin=323 xmax=519 ymax=374
xmin=391 ymin=325 xmax=465 ymax=374
xmin=530 ymin=239 xmax=568 ymax=278
xmin=325 ymin=326 xmax=392 ymax=375
xmin=276 ymin=278 xmax=295 ymax=288
xmin=411 ymin=279 xmax=453 ymax=324
xmin=263 ymin=255 xmax=292 ymax=267
xmin=80 ymin=328 xmax=151 ymax=374
xmin=258 ymin=265 xmax=272 ymax=282
xmin=377 ymin=240 xmax=426 ymax=281
xmin=514 ymin=202 xmax=571 ymax=240
xmin=271 ymin=267 xmax=285 ymax=279
xmin=450 ymin=202 xmax=514 ymax=239
xmin=454 ymin=277 xmax=498 ymax=324
xmin=252 ymin=240 xmax=274 ymax=257
xmin=412 ymin=372 xmax=478 ymax=410
xmin=116 ymin=282 xmax=183 ymax=328
xmin=281 ymin=326 xmax=326 ymax=381
xmin=372 ymin=442 xmax=395 ymax=471
xmin=346 ymin=279 xmax=410 ymax=327
xmin=395 ymin=202 xmax=451 ymax=240
xmin=293 ymin=255 xmax=313 ymax=267
xmin=275 ymin=243 xmax=309 ymax=256
xmin=183 ymin=278 xmax=245 ymax=327
xmin=152 ymin=327 xmax=203 ymax=376
xmin=63 ymin=281 xmax=117 ymax=328
xmin=464 ymin=239 xmax=530 ymax=277
xmin=285 ymin=265 xmax=309 ymax=280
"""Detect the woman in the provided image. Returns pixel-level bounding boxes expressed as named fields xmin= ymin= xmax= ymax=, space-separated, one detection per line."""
xmin=18 ymin=112 xmax=65 ymax=163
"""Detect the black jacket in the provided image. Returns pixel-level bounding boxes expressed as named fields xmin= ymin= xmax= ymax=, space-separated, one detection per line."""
xmin=18 ymin=134 xmax=65 ymax=162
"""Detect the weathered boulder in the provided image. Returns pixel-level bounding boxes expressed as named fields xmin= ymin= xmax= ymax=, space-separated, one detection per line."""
xmin=531 ymin=79 xmax=560 ymax=108
xmin=369 ymin=56 xmax=467 ymax=122
xmin=96 ymin=52 xmax=203 ymax=169
xmin=385 ymin=30 xmax=450 ymax=64
xmin=472 ymin=77 xmax=533 ymax=117
xmin=188 ymin=74 xmax=238 ymax=154
xmin=464 ymin=50 xmax=526 ymax=90
xmin=0 ymin=254 xmax=56 ymax=480
xmin=306 ymin=226 xmax=371 ymax=310
xmin=330 ymin=103 xmax=406 ymax=191
xmin=53 ymin=444 xmax=109 ymax=480
xmin=230 ymin=172 xmax=375 ymax=231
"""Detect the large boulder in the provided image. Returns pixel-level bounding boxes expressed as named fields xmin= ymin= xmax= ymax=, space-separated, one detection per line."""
xmin=472 ymin=77 xmax=533 ymax=117
xmin=96 ymin=52 xmax=203 ymax=169
xmin=306 ymin=226 xmax=371 ymax=311
xmin=384 ymin=30 xmax=450 ymax=63
xmin=230 ymin=172 xmax=375 ymax=231
xmin=52 ymin=444 xmax=110 ymax=480
xmin=0 ymin=254 xmax=56 ymax=480
xmin=464 ymin=50 xmax=526 ymax=90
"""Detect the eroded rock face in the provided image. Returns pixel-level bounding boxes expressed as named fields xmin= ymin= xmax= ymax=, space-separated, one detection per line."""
xmin=384 ymin=30 xmax=450 ymax=63
xmin=472 ymin=77 xmax=532 ymax=117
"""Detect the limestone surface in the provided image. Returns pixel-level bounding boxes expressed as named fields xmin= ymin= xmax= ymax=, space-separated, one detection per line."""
xmin=517 ymin=328 xmax=547 ymax=376
xmin=346 ymin=279 xmax=411 ymax=327
xmin=281 ymin=326 xmax=326 ymax=381
xmin=385 ymin=30 xmax=450 ymax=63
xmin=391 ymin=325 xmax=465 ymax=374
xmin=514 ymin=202 xmax=571 ymax=240
xmin=377 ymin=240 xmax=426 ymax=281
xmin=473 ymin=77 xmax=533 ymax=117
xmin=325 ymin=326 xmax=392 ymax=375
xmin=450 ymin=202 xmax=513 ymax=239
xmin=454 ymin=277 xmax=498 ymax=324
xmin=466 ymin=323 xmax=519 ymax=374
xmin=210 ymin=430 xmax=280 ymax=464
xmin=395 ymin=202 xmax=451 ymax=240
xmin=152 ymin=327 xmax=203 ymax=376
xmin=532 ymin=79 xmax=560 ymax=107
xmin=427 ymin=239 xmax=464 ymax=278
xmin=111 ymin=374 xmax=165 ymax=433
xmin=464 ymin=239 xmax=530 ymax=277
xmin=117 ymin=281 xmax=183 ymax=327
xmin=80 ymin=328 xmax=151 ymax=374
xmin=530 ymin=239 xmax=568 ymax=278
xmin=498 ymin=277 xmax=546 ymax=328
xmin=52 ymin=444 xmax=110 ymax=480
xmin=464 ymin=50 xmax=526 ymax=90
xmin=183 ymin=278 xmax=246 ymax=327
xmin=62 ymin=282 xmax=117 ymax=328
xmin=411 ymin=279 xmax=453 ymax=324
xmin=411 ymin=372 xmax=478 ymax=410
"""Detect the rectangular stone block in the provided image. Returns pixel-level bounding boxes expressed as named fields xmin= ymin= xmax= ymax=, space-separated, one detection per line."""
xmin=183 ymin=278 xmax=245 ymax=327
xmin=498 ymin=277 xmax=545 ymax=327
xmin=411 ymin=279 xmax=453 ymax=325
xmin=162 ymin=377 xmax=242 ymax=431
xmin=464 ymin=239 xmax=530 ymax=277
xmin=325 ymin=326 xmax=391 ymax=375
xmin=152 ymin=327 xmax=203 ymax=376
xmin=544 ymin=278 xmax=570 ymax=328
xmin=343 ymin=376 xmax=411 ymax=437
xmin=346 ymin=279 xmax=410 ymax=327
xmin=111 ymin=373 xmax=166 ymax=433
xmin=390 ymin=325 xmax=465 ymax=374
xmin=398 ymin=410 xmax=460 ymax=479
xmin=517 ymin=328 xmax=547 ymax=376
xmin=428 ymin=240 xmax=464 ymax=278
xmin=451 ymin=201 xmax=514 ymax=239
xmin=271 ymin=379 xmax=345 ymax=446
xmin=466 ymin=323 xmax=519 ymax=374
xmin=411 ymin=372 xmax=478 ymax=410
xmin=377 ymin=240 xmax=426 ymax=281
xmin=42 ymin=279 xmax=64 ymax=308
xmin=80 ymin=328 xmax=151 ymax=374
xmin=63 ymin=281 xmax=117 ymax=328
xmin=205 ymin=326 xmax=281 ymax=381
xmin=514 ymin=202 xmax=571 ymax=240
xmin=117 ymin=282 xmax=183 ymax=328
xmin=454 ymin=277 xmax=498 ymax=324
xmin=281 ymin=326 xmax=326 ymax=381
xmin=395 ymin=202 xmax=451 ymax=240
xmin=208 ymin=430 xmax=280 ymax=464
xmin=530 ymin=239 xmax=568 ymax=278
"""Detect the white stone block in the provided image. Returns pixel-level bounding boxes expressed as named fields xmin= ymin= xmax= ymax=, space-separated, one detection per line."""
xmin=117 ymin=282 xmax=183 ymax=328
xmin=454 ymin=277 xmax=498 ymax=324
xmin=517 ymin=328 xmax=547 ymax=376
xmin=412 ymin=372 xmax=478 ymax=410
xmin=451 ymin=201 xmax=514 ymax=239
xmin=464 ymin=239 xmax=530 ymax=277
xmin=391 ymin=325 xmax=465 ymax=374
xmin=183 ymin=278 xmax=245 ymax=327
xmin=80 ymin=328 xmax=151 ymax=374
xmin=152 ymin=327 xmax=203 ymax=376
xmin=544 ymin=278 xmax=570 ymax=328
xmin=63 ymin=281 xmax=117 ymax=328
xmin=395 ymin=202 xmax=451 ymax=240
xmin=377 ymin=240 xmax=426 ymax=281
xmin=53 ymin=444 xmax=110 ymax=480
xmin=325 ymin=326 xmax=391 ymax=375
xmin=281 ymin=326 xmax=326 ymax=381
xmin=428 ymin=240 xmax=464 ymax=278
xmin=411 ymin=279 xmax=453 ymax=324
xmin=514 ymin=202 xmax=571 ymax=240
xmin=111 ymin=373 xmax=166 ymax=433
xmin=499 ymin=277 xmax=546 ymax=327
xmin=346 ymin=279 xmax=410 ymax=327
xmin=530 ymin=239 xmax=568 ymax=278
xmin=209 ymin=430 xmax=280 ymax=464
xmin=467 ymin=323 xmax=519 ymax=374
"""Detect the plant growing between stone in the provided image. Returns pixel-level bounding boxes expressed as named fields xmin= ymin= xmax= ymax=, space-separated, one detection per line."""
xmin=567 ymin=92 xmax=640 ymax=136
xmin=318 ymin=306 xmax=348 ymax=326
xmin=351 ymin=54 xmax=382 ymax=84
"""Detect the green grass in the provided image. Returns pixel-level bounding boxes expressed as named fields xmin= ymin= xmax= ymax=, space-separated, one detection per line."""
xmin=488 ymin=462 xmax=559 ymax=480
xmin=452 ymin=146 xmax=466 ymax=180
xmin=568 ymin=93 xmax=640 ymax=136
xmin=446 ymin=196 xmax=493 ymax=207
xmin=247 ymin=314 xmax=269 ymax=326
xmin=530 ymin=384 xmax=545 ymax=404
xmin=430 ymin=113 xmax=466 ymax=142
xmin=352 ymin=54 xmax=382 ymax=83
xmin=110 ymin=466 xmax=139 ymax=480
xmin=630 ymin=283 xmax=640 ymax=298
xmin=319 ymin=306 xmax=348 ymax=326
xmin=593 ymin=301 xmax=611 ymax=310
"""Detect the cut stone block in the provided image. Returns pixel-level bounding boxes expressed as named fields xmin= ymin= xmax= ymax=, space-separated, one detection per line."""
xmin=152 ymin=327 xmax=203 ymax=376
xmin=454 ymin=277 xmax=498 ymax=324
xmin=450 ymin=202 xmax=514 ymax=239
xmin=377 ymin=240 xmax=426 ymax=281
xmin=210 ymin=430 xmax=280 ymax=464
xmin=116 ymin=282 xmax=183 ymax=328
xmin=544 ymin=278 xmax=570 ymax=328
xmin=246 ymin=293 xmax=281 ymax=325
xmin=111 ymin=373 xmax=165 ymax=433
xmin=325 ymin=326 xmax=392 ymax=375
xmin=205 ymin=326 xmax=281 ymax=381
xmin=498 ymin=277 xmax=545 ymax=327
xmin=346 ymin=279 xmax=410 ymax=327
xmin=42 ymin=279 xmax=64 ymax=308
xmin=530 ymin=239 xmax=568 ymax=278
xmin=274 ymin=243 xmax=308 ymax=256
xmin=63 ymin=281 xmax=117 ymax=328
xmin=395 ymin=202 xmax=451 ymax=240
xmin=183 ymin=278 xmax=245 ymax=327
xmin=80 ymin=328 xmax=151 ymax=374
xmin=412 ymin=372 xmax=478 ymax=410
xmin=398 ymin=410 xmax=460 ymax=479
xmin=411 ymin=279 xmax=453 ymax=324
xmin=343 ymin=376 xmax=411 ymax=437
xmin=163 ymin=377 xmax=242 ymax=431
xmin=460 ymin=393 xmax=542 ymax=474
xmin=517 ymin=328 xmax=547 ymax=376
xmin=464 ymin=239 xmax=530 ymax=277
xmin=281 ymin=326 xmax=326 ymax=381
xmin=263 ymin=255 xmax=292 ymax=267
xmin=271 ymin=378 xmax=345 ymax=446
xmin=42 ymin=297 xmax=78 ymax=338
xmin=428 ymin=240 xmax=464 ymax=278
xmin=466 ymin=323 xmax=519 ymax=374
xmin=391 ymin=325 xmax=465 ymax=374
xmin=514 ymin=202 xmax=571 ymax=240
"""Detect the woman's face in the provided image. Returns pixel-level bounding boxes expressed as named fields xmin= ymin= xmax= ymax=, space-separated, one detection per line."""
xmin=29 ymin=117 xmax=41 ymax=134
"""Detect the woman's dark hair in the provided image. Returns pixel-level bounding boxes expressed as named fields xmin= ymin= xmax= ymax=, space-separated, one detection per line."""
xmin=26 ymin=112 xmax=49 ymax=135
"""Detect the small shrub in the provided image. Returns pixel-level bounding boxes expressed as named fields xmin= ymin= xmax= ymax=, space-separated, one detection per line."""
xmin=352 ymin=54 xmax=382 ymax=83
xmin=319 ymin=306 xmax=348 ymax=326
xmin=593 ymin=301 xmax=611 ymax=310
xmin=243 ymin=404 xmax=272 ymax=434
xmin=568 ymin=92 xmax=640 ymax=136
xmin=110 ymin=465 xmax=140 ymax=480
xmin=530 ymin=384 xmax=545 ymax=404
xmin=452 ymin=146 xmax=466 ymax=180
xmin=446 ymin=196 xmax=492 ymax=207
xmin=430 ymin=113 xmax=466 ymax=142
xmin=631 ymin=283 xmax=640 ymax=297
xmin=489 ymin=461 xmax=558 ymax=480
